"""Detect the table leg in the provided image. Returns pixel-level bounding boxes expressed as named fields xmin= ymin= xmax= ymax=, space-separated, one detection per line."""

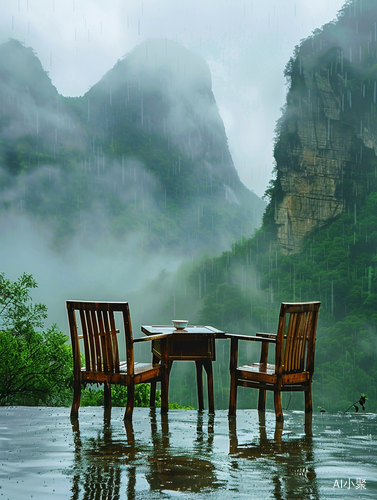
xmin=160 ymin=361 xmax=172 ymax=414
xmin=195 ymin=361 xmax=204 ymax=411
xmin=203 ymin=360 xmax=215 ymax=414
xmin=150 ymin=353 xmax=159 ymax=407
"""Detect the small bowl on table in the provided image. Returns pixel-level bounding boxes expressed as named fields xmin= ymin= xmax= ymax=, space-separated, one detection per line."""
xmin=172 ymin=320 xmax=189 ymax=330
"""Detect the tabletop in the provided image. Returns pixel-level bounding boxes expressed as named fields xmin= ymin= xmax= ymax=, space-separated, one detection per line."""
xmin=141 ymin=325 xmax=225 ymax=336
xmin=141 ymin=325 xmax=225 ymax=413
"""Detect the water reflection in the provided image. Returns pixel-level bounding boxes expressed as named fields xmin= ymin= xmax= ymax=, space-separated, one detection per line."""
xmin=146 ymin=410 xmax=218 ymax=493
xmin=70 ymin=409 xmax=135 ymax=499
xmin=147 ymin=454 xmax=217 ymax=493
xmin=229 ymin=412 xmax=319 ymax=499
xmin=194 ymin=411 xmax=215 ymax=454
xmin=70 ymin=409 xmax=220 ymax=498
xmin=1 ymin=407 xmax=375 ymax=499
xmin=70 ymin=410 xmax=318 ymax=499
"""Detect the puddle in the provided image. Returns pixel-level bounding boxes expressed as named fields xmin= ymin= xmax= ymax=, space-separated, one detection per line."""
xmin=0 ymin=407 xmax=376 ymax=499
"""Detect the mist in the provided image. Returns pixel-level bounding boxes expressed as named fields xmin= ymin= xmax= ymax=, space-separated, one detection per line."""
xmin=1 ymin=0 xmax=345 ymax=197
xmin=0 ymin=1 xmax=347 ymax=383
xmin=0 ymin=211 xmax=189 ymax=334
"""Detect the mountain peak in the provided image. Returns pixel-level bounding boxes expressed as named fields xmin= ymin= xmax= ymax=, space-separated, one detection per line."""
xmin=0 ymin=38 xmax=58 ymax=104
xmin=0 ymin=38 xmax=265 ymax=253
xmin=93 ymin=39 xmax=211 ymax=96
xmin=86 ymin=38 xmax=243 ymax=185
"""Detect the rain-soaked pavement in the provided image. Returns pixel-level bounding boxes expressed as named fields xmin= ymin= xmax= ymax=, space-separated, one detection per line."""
xmin=0 ymin=407 xmax=376 ymax=499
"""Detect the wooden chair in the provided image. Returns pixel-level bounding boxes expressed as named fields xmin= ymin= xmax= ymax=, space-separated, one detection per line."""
xmin=228 ymin=301 xmax=321 ymax=422
xmin=67 ymin=300 xmax=171 ymax=421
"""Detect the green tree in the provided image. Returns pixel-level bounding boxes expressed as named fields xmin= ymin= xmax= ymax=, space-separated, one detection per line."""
xmin=0 ymin=273 xmax=72 ymax=406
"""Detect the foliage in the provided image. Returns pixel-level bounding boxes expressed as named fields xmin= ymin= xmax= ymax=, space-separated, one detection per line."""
xmin=80 ymin=384 xmax=151 ymax=407
xmin=0 ymin=273 xmax=72 ymax=406
xmin=80 ymin=384 xmax=194 ymax=410
xmin=211 ymin=0 xmax=377 ymax=413
xmin=345 ymin=393 xmax=368 ymax=413
xmin=0 ymin=273 xmax=194 ymax=409
xmin=189 ymin=189 xmax=377 ymax=413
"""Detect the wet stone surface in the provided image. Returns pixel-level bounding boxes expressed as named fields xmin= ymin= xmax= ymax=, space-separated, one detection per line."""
xmin=0 ymin=407 xmax=376 ymax=499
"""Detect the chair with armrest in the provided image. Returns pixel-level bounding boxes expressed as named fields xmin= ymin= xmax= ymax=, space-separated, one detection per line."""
xmin=67 ymin=300 xmax=171 ymax=421
xmin=227 ymin=301 xmax=321 ymax=422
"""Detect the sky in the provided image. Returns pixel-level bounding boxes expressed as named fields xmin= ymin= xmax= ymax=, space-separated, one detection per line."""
xmin=0 ymin=0 xmax=346 ymax=198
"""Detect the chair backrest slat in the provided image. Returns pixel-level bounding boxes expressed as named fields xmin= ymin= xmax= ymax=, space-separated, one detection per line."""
xmin=284 ymin=313 xmax=296 ymax=372
xmin=109 ymin=310 xmax=120 ymax=373
xmin=79 ymin=309 xmax=92 ymax=371
xmin=97 ymin=310 xmax=109 ymax=372
xmin=67 ymin=301 xmax=132 ymax=374
xmin=84 ymin=309 xmax=96 ymax=371
xmin=122 ymin=303 xmax=134 ymax=376
xmin=101 ymin=310 xmax=113 ymax=373
xmin=292 ymin=311 xmax=308 ymax=372
xmin=90 ymin=310 xmax=102 ymax=371
xmin=275 ymin=302 xmax=321 ymax=375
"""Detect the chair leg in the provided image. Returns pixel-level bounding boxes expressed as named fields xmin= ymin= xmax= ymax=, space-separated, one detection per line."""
xmin=305 ymin=384 xmax=313 ymax=413
xmin=124 ymin=385 xmax=135 ymax=422
xmin=161 ymin=413 xmax=169 ymax=447
xmin=305 ymin=412 xmax=313 ymax=437
xmin=258 ymin=411 xmax=267 ymax=442
xmin=229 ymin=337 xmax=238 ymax=417
xmin=70 ymin=379 xmax=81 ymax=419
xmin=124 ymin=421 xmax=136 ymax=459
xmin=228 ymin=416 xmax=238 ymax=454
xmin=104 ymin=382 xmax=111 ymax=409
xmin=274 ymin=391 xmax=284 ymax=422
xmin=258 ymin=389 xmax=266 ymax=411
xmin=274 ymin=421 xmax=283 ymax=442
xmin=104 ymin=407 xmax=111 ymax=425
xmin=150 ymin=381 xmax=157 ymax=408
xmin=228 ymin=371 xmax=237 ymax=416
xmin=150 ymin=354 xmax=159 ymax=407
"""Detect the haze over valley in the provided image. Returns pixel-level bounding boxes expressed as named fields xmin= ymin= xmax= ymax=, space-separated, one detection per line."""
xmin=2 ymin=0 xmax=376 ymax=413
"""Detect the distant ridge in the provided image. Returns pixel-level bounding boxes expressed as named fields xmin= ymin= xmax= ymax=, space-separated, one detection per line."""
xmin=0 ymin=38 xmax=265 ymax=253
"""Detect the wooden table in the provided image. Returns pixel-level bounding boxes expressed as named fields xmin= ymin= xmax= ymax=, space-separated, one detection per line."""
xmin=141 ymin=325 xmax=225 ymax=413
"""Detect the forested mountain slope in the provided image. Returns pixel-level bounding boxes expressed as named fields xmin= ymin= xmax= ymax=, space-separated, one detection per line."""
xmin=186 ymin=0 xmax=377 ymax=413
xmin=0 ymin=38 xmax=265 ymax=254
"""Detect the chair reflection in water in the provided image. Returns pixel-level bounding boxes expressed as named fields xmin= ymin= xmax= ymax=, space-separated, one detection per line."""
xmin=67 ymin=301 xmax=171 ymax=421
xmin=228 ymin=301 xmax=321 ymax=422
xmin=71 ymin=411 xmax=134 ymax=500
xmin=228 ymin=413 xmax=319 ymax=499
xmin=70 ymin=410 xmax=218 ymax=498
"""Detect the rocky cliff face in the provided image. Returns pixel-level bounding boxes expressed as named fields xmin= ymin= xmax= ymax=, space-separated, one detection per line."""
xmin=269 ymin=0 xmax=377 ymax=253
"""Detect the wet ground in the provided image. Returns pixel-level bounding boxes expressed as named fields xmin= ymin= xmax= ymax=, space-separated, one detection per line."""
xmin=0 ymin=407 xmax=376 ymax=499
